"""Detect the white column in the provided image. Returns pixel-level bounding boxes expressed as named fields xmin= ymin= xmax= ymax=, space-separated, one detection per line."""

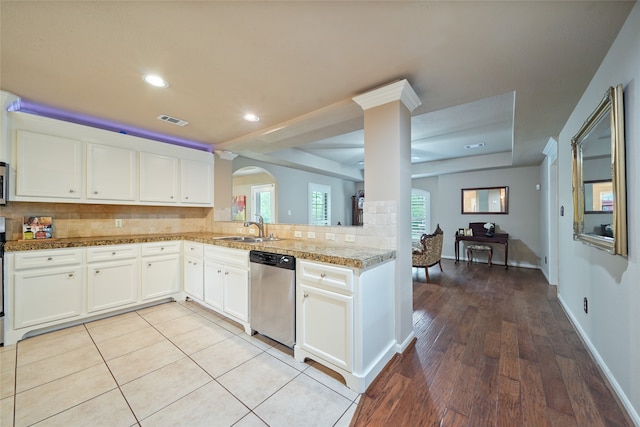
xmin=353 ymin=80 xmax=421 ymax=351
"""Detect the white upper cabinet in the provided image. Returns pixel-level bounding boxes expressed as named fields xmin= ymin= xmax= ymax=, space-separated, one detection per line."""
xmin=139 ymin=152 xmax=179 ymax=203
xmin=87 ymin=143 xmax=136 ymax=201
xmin=9 ymin=112 xmax=214 ymax=207
xmin=15 ymin=130 xmax=82 ymax=199
xmin=181 ymin=159 xmax=212 ymax=205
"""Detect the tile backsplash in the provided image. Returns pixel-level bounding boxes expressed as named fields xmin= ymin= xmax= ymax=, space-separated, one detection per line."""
xmin=1 ymin=202 xmax=213 ymax=241
xmin=2 ymin=199 xmax=396 ymax=249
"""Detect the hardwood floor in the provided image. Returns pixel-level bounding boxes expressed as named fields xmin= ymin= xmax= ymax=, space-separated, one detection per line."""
xmin=351 ymin=259 xmax=632 ymax=427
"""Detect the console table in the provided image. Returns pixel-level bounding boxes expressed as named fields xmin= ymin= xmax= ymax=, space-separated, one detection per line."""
xmin=455 ymin=232 xmax=509 ymax=269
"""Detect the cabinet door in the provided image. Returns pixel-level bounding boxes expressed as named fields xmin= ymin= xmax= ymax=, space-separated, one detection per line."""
xmin=223 ymin=265 xmax=249 ymax=322
xmin=16 ymin=130 xmax=82 ymax=199
xmin=87 ymin=144 xmax=136 ymax=201
xmin=139 ymin=152 xmax=178 ymax=203
xmin=87 ymin=260 xmax=139 ymax=312
xmin=203 ymin=260 xmax=224 ymax=311
xmin=297 ymin=284 xmax=353 ymax=371
xmin=181 ymin=159 xmax=212 ymax=205
xmin=14 ymin=267 xmax=83 ymax=329
xmin=184 ymin=255 xmax=204 ymax=300
xmin=141 ymin=254 xmax=180 ymax=300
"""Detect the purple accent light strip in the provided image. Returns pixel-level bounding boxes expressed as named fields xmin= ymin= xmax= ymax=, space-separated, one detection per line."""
xmin=7 ymin=98 xmax=214 ymax=152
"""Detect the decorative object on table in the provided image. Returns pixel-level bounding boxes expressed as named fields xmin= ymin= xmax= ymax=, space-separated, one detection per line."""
xmin=412 ymin=224 xmax=444 ymax=283
xmin=484 ymin=222 xmax=495 ymax=237
xmin=232 ymin=195 xmax=246 ymax=221
xmin=458 ymin=228 xmax=465 ymax=236
xmin=22 ymin=216 xmax=53 ymax=240
xmin=464 ymin=228 xmax=473 ymax=236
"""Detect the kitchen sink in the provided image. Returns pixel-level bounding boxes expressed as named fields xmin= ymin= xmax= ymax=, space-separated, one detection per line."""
xmin=215 ymin=236 xmax=281 ymax=243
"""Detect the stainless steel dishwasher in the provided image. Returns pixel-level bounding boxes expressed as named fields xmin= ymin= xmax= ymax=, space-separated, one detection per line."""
xmin=250 ymin=250 xmax=296 ymax=348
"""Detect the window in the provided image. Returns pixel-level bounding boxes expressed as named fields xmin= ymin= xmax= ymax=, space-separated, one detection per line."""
xmin=411 ymin=189 xmax=430 ymax=240
xmin=308 ymin=183 xmax=331 ymax=225
xmin=251 ymin=184 xmax=275 ymax=223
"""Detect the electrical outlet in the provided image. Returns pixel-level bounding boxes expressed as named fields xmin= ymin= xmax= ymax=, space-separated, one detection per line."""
xmin=115 ymin=219 xmax=123 ymax=228
xmin=294 ymin=231 xmax=302 ymax=238
xmin=344 ymin=234 xmax=356 ymax=242
xmin=583 ymin=297 xmax=588 ymax=314
xmin=307 ymin=231 xmax=316 ymax=239
xmin=325 ymin=233 xmax=335 ymax=241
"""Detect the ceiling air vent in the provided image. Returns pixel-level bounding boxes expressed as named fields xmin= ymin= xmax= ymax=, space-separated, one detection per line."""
xmin=157 ymin=114 xmax=189 ymax=127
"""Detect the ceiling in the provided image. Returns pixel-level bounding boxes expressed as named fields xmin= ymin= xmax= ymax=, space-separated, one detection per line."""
xmin=1 ymin=1 xmax=635 ymax=181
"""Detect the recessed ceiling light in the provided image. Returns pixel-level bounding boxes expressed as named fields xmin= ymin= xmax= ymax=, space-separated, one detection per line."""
xmin=464 ymin=142 xmax=486 ymax=149
xmin=244 ymin=113 xmax=260 ymax=122
xmin=143 ymin=74 xmax=169 ymax=88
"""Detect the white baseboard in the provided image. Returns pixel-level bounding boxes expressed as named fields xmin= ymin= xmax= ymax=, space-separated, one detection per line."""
xmin=557 ymin=294 xmax=640 ymax=426
xmin=395 ymin=330 xmax=416 ymax=354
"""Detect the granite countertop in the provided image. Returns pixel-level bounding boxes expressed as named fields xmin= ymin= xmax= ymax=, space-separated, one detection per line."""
xmin=3 ymin=233 xmax=395 ymax=270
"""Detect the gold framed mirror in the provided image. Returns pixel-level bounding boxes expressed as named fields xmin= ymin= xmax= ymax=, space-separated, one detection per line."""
xmin=461 ymin=186 xmax=509 ymax=214
xmin=571 ymin=85 xmax=627 ymax=256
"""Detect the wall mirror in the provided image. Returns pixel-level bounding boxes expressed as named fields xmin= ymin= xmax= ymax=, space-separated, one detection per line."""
xmin=461 ymin=186 xmax=509 ymax=214
xmin=572 ymin=84 xmax=627 ymax=256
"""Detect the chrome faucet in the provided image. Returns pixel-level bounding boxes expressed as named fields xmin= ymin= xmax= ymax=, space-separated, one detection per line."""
xmin=244 ymin=214 xmax=265 ymax=238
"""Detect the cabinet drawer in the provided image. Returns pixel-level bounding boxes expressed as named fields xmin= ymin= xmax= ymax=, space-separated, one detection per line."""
xmin=141 ymin=241 xmax=181 ymax=256
xmin=297 ymin=260 xmax=353 ymax=293
xmin=183 ymin=241 xmax=204 ymax=258
xmin=86 ymin=244 xmax=139 ymax=262
xmin=204 ymin=245 xmax=248 ymax=269
xmin=14 ymin=248 xmax=83 ymax=270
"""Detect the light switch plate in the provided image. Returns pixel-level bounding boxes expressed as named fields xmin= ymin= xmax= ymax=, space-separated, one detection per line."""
xmin=344 ymin=234 xmax=356 ymax=242
xmin=307 ymin=231 xmax=316 ymax=239
xmin=325 ymin=233 xmax=335 ymax=241
xmin=294 ymin=231 xmax=302 ymax=238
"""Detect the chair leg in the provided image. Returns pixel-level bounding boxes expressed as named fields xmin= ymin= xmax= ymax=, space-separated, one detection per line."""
xmin=425 ymin=267 xmax=430 ymax=282
xmin=438 ymin=260 xmax=443 ymax=272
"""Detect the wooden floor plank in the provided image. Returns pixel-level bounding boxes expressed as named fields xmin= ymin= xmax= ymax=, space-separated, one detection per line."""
xmin=351 ymin=260 xmax=632 ymax=427
xmin=519 ymin=358 xmax=551 ymax=427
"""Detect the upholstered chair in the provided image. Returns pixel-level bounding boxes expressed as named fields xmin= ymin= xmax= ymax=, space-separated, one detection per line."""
xmin=412 ymin=224 xmax=444 ymax=282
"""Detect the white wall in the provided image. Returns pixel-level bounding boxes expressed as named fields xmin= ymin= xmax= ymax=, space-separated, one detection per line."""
xmin=557 ymin=3 xmax=640 ymax=423
xmin=413 ymin=165 xmax=542 ymax=268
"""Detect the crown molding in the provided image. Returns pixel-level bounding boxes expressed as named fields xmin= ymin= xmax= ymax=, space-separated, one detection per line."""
xmin=353 ymin=79 xmax=421 ymax=112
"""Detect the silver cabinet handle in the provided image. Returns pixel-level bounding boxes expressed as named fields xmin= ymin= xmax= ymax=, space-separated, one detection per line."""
xmin=47 ymin=257 xmax=53 ymax=261
xmin=217 ymin=269 xmax=222 ymax=274
xmin=320 ymin=273 xmax=326 ymax=278
xmin=95 ymin=270 xmax=101 ymax=274
xmin=303 ymin=293 xmax=309 ymax=299
xmin=69 ymin=189 xmax=75 ymax=193
xmin=94 ymin=191 xmax=98 ymax=195
xmin=112 ymin=252 xmax=116 ymax=256
xmin=224 ymin=271 xmax=229 ymax=275
xmin=68 ymin=273 xmax=74 ymax=278
xmin=160 ymin=247 xmax=165 ymax=251
xmin=148 ymin=263 xmax=152 ymax=267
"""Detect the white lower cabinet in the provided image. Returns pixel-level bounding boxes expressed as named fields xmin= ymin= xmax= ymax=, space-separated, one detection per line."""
xmin=295 ymin=259 xmax=396 ymax=393
xmin=184 ymin=256 xmax=204 ymax=300
xmin=4 ymin=241 xmax=187 ymax=345
xmin=222 ymin=265 xmax=249 ymax=322
xmin=12 ymin=248 xmax=84 ymax=330
xmin=14 ymin=266 xmax=83 ymax=329
xmin=141 ymin=242 xmax=181 ymax=300
xmin=183 ymin=242 xmax=204 ymax=300
xmin=87 ymin=245 xmax=139 ymax=313
xmin=202 ymin=245 xmax=250 ymax=333
xmin=203 ymin=260 xmax=224 ymax=311
xmin=297 ymin=283 xmax=353 ymax=371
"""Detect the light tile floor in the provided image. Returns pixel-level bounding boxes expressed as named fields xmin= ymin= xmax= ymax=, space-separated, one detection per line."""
xmin=0 ymin=301 xmax=359 ymax=427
